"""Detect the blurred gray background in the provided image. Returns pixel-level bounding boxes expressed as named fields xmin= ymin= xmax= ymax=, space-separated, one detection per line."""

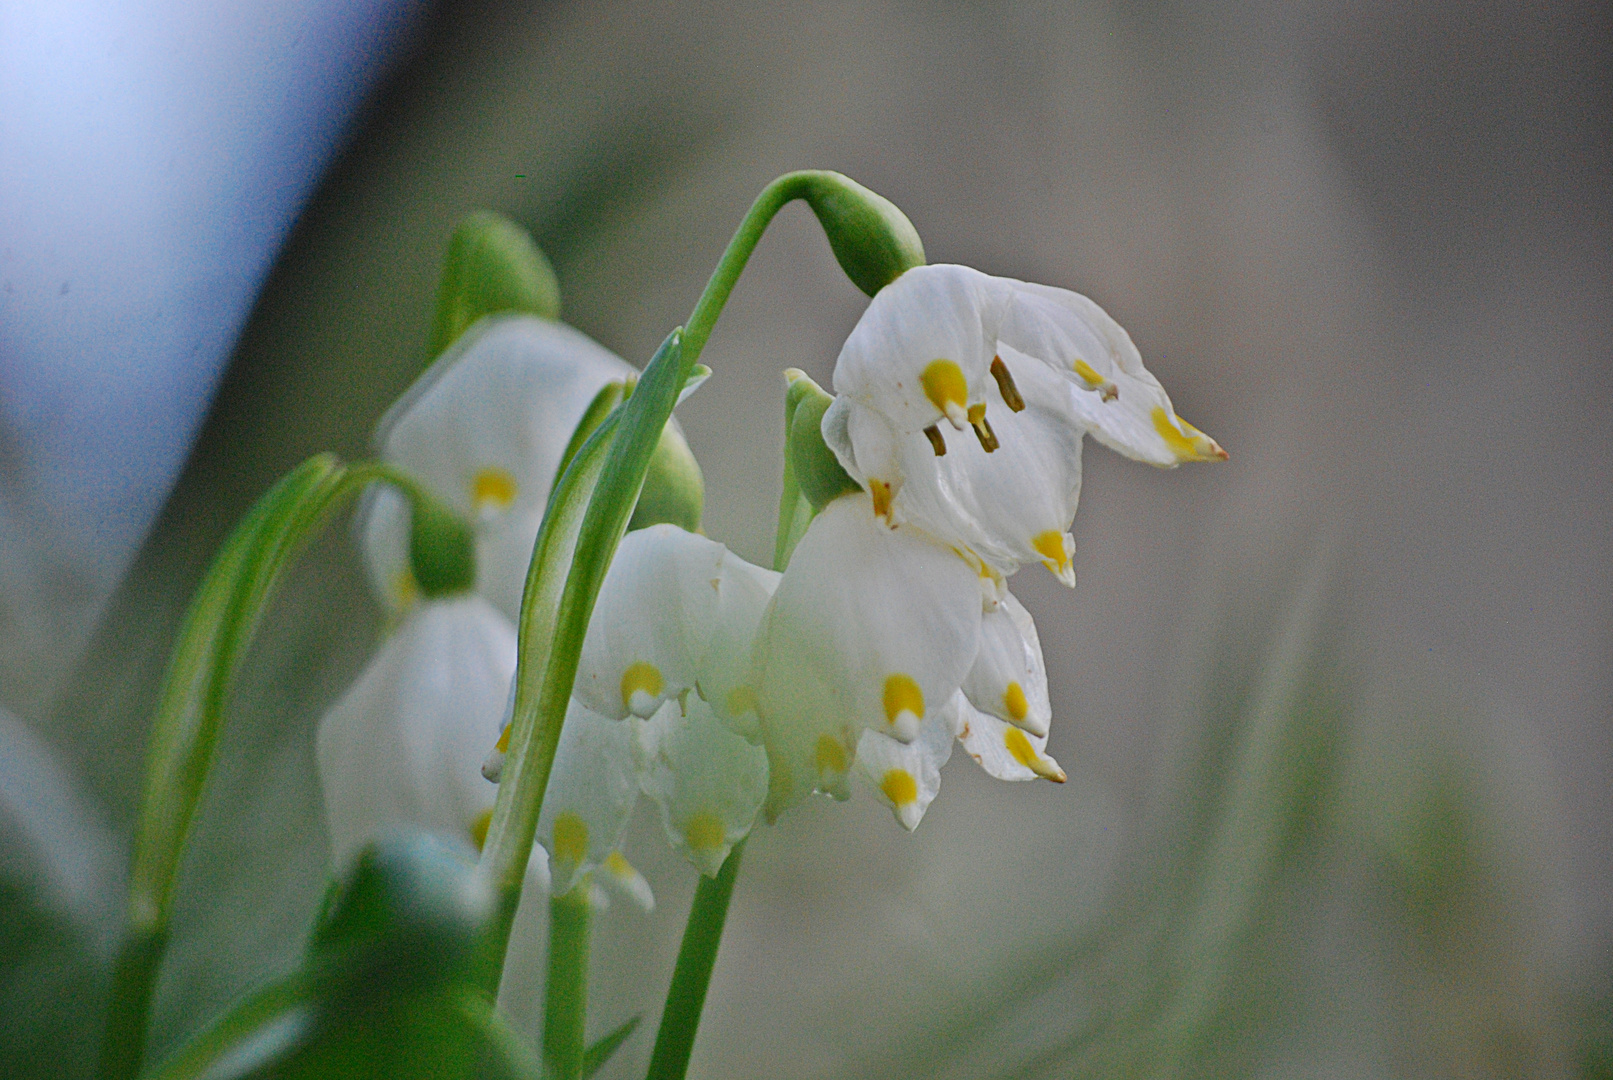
xmin=2 ymin=0 xmax=1609 ymax=1076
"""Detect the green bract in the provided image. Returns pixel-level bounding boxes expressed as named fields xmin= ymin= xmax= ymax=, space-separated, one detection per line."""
xmin=429 ymin=211 xmax=562 ymax=356
xmin=629 ymin=422 xmax=705 ymax=534
xmin=784 ymin=369 xmax=860 ymax=511
xmin=408 ymin=489 xmax=477 ymax=597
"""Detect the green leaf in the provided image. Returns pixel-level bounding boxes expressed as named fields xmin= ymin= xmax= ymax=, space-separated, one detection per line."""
xmin=429 ymin=212 xmax=561 ymax=357
xmin=582 ymin=1014 xmax=640 ymax=1079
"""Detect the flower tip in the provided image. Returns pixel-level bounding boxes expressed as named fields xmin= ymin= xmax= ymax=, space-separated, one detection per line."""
xmin=480 ymin=749 xmax=505 ymax=783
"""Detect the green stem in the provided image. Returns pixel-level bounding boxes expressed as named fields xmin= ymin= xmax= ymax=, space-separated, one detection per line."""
xmin=644 ymin=841 xmax=746 ymax=1080
xmin=477 ymin=171 xmax=836 ymax=991
xmin=98 ymin=457 xmax=468 ymax=1080
xmin=544 ymin=885 xmax=593 ymax=1080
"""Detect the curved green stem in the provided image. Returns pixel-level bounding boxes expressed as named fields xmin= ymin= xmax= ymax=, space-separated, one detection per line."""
xmin=98 ymin=457 xmax=468 ymax=1080
xmin=644 ymin=840 xmax=746 ymax=1080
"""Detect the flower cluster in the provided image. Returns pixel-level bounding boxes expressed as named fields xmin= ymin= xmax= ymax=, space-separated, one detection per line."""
xmin=316 ymin=260 xmax=1223 ymax=900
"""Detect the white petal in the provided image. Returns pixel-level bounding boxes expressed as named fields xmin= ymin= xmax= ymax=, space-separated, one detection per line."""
xmin=853 ymin=708 xmax=959 ymax=831
xmin=599 ymin=850 xmax=656 ymax=911
xmin=537 ymin=699 xmax=640 ymax=893
xmin=315 ymin=596 xmax=514 ymax=871
xmin=751 ymin=493 xmax=982 ymax=815
xmin=359 ymin=314 xmax=637 ymax=619
xmin=1000 ymin=283 xmax=1225 ymax=466
xmin=951 ymin=692 xmax=1066 ymax=783
xmin=832 ymin=265 xmax=1008 ymax=432
xmin=960 ymin=591 xmax=1053 ymax=737
xmin=634 ymin=697 xmax=769 ymax=877
xmin=574 ymin=525 xmax=776 ymax=724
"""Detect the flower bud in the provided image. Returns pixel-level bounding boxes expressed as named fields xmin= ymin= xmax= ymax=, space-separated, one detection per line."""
xmin=428 ymin=211 xmax=561 ymax=356
xmin=628 ymin=421 xmax=705 ymax=534
xmin=784 ymin=369 xmax=860 ymax=510
xmin=795 ymin=172 xmax=927 ymax=297
xmin=406 ymin=490 xmax=476 ymax=598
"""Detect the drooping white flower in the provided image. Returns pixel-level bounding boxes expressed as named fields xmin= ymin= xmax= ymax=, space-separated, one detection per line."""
xmin=314 ymin=595 xmax=539 ymax=883
xmin=959 ymin=590 xmax=1052 ymax=738
xmin=573 ymin=524 xmax=779 ymax=731
xmin=357 ymin=314 xmax=636 ymax=620
xmin=634 ymin=696 xmax=769 ymax=876
xmin=825 ymin=263 xmax=1225 ymax=582
xmin=950 ymin=691 xmax=1065 ymax=783
xmin=750 ymin=492 xmax=983 ymax=816
xmin=852 ymin=708 xmax=960 ymax=831
xmin=535 ymin=698 xmax=642 ymax=895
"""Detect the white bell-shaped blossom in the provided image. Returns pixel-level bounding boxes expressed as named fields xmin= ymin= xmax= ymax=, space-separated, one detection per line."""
xmin=853 ymin=708 xmax=960 ymax=831
xmin=950 ymin=691 xmax=1065 ymax=784
xmin=573 ymin=524 xmax=779 ymax=729
xmin=958 ymin=590 xmax=1052 ymax=738
xmin=314 ymin=595 xmax=534 ymax=878
xmin=357 ymin=314 xmax=636 ymax=620
xmin=826 ymin=264 xmax=1224 ymax=581
xmin=750 ymin=492 xmax=983 ymax=816
xmin=536 ymin=698 xmax=642 ymax=895
xmin=634 ymin=696 xmax=769 ymax=877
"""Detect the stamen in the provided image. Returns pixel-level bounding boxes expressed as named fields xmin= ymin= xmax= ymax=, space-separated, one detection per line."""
xmin=990 ymin=355 xmax=1025 ymax=412
xmin=1071 ymin=358 xmax=1119 ymax=402
xmin=968 ymin=404 xmax=999 ymax=452
xmin=923 ymin=424 xmax=947 ymax=456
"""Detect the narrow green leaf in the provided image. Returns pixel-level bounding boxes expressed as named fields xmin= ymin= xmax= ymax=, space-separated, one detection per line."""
xmin=583 ymin=1015 xmax=641 ymax=1079
xmin=139 ymin=974 xmax=316 ymax=1080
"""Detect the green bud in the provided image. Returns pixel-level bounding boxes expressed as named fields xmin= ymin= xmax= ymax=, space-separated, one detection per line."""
xmin=795 ymin=171 xmax=926 ymax=297
xmin=785 ymin=370 xmax=860 ymax=510
xmin=428 ymin=211 xmax=561 ymax=357
xmin=629 ymin=421 xmax=705 ymax=533
xmin=408 ymin=491 xmax=477 ymax=598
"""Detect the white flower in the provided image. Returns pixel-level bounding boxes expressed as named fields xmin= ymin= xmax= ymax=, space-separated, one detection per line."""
xmin=825 ymin=264 xmax=1225 ymax=582
xmin=573 ymin=524 xmax=779 ymax=732
xmin=634 ymin=696 xmax=769 ymax=877
xmin=950 ymin=691 xmax=1065 ymax=783
xmin=314 ymin=595 xmax=540 ymax=884
xmin=959 ymin=590 xmax=1052 ymax=738
xmin=749 ymin=492 xmax=983 ymax=816
xmin=357 ymin=314 xmax=636 ymax=620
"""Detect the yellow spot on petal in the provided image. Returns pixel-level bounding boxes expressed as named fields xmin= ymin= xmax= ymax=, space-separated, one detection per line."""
xmin=880 ymin=768 xmax=918 ymax=807
xmin=621 ymin=661 xmax=664 ymax=714
xmin=1005 ymin=682 xmax=1029 ymax=723
xmin=495 ymin=723 xmax=511 ymax=753
xmin=470 ymin=808 xmax=493 ymax=852
xmin=1072 ymin=359 xmax=1119 ymax=401
xmin=683 ymin=812 xmax=726 ymax=852
xmin=869 ymin=479 xmax=893 ymax=521
xmin=1004 ymin=728 xmax=1065 ymax=782
xmin=724 ymin=685 xmax=758 ymax=716
xmin=552 ymin=813 xmax=589 ymax=864
xmin=815 ymin=734 xmax=849 ymax=775
xmin=604 ymin=850 xmax=634 ymax=879
xmin=883 ymin=674 xmax=925 ymax=729
xmin=471 ymin=466 xmax=519 ymax=512
xmin=391 ymin=568 xmax=419 ymax=610
xmin=921 ymin=359 xmax=970 ymax=428
xmin=1151 ymin=407 xmax=1228 ymax=462
xmin=1033 ymin=530 xmax=1074 ymax=582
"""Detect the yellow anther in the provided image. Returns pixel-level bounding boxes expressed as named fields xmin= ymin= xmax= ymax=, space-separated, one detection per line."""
xmin=1151 ymin=407 xmax=1228 ymax=462
xmin=1032 ymin=530 xmax=1074 ymax=585
xmin=1004 ymin=681 xmax=1029 ymax=723
xmin=868 ymin=479 xmax=894 ymax=522
xmin=883 ymin=673 xmax=925 ymax=733
xmin=620 ymin=661 xmax=664 ymax=715
xmin=684 ymin=813 xmax=726 ymax=852
xmin=1071 ymin=359 xmax=1119 ymax=401
xmin=552 ymin=813 xmax=589 ymax=864
xmin=1004 ymin=728 xmax=1065 ymax=782
xmin=470 ymin=808 xmax=493 ymax=852
xmin=724 ymin=685 xmax=758 ymax=716
xmin=923 ymin=424 xmax=947 ymax=456
xmin=815 ymin=733 xmax=849 ymax=775
xmin=920 ymin=359 xmax=971 ymax=429
xmin=880 ymin=768 xmax=919 ymax=807
xmin=604 ymin=850 xmax=634 ymax=879
xmin=990 ymin=355 xmax=1026 ymax=412
xmin=471 ymin=466 xmax=519 ymax=512
xmin=968 ymin=403 xmax=999 ymax=452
